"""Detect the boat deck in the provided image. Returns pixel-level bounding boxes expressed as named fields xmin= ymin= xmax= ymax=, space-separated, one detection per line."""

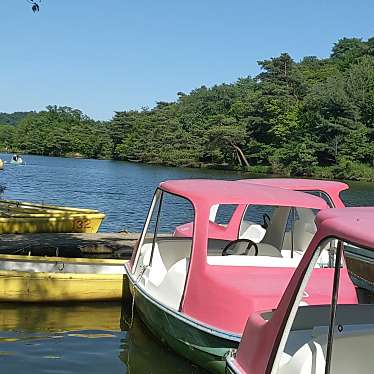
xmin=0 ymin=232 xmax=139 ymax=259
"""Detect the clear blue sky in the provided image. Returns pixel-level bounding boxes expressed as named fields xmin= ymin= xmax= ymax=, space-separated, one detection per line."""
xmin=1 ymin=0 xmax=373 ymax=120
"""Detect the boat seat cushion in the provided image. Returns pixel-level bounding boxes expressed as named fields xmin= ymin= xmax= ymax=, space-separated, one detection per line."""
xmin=278 ymin=339 xmax=326 ymax=374
xmin=257 ymin=243 xmax=282 ymax=257
xmin=141 ymin=239 xmax=192 ymax=287
xmin=146 ymin=258 xmax=189 ymax=310
xmin=239 ymin=221 xmax=266 ymax=243
xmin=278 ymin=326 xmax=374 ymax=374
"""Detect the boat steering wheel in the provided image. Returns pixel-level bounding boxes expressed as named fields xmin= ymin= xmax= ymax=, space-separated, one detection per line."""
xmin=222 ymin=239 xmax=259 ymax=256
xmin=262 ymin=213 xmax=271 ymax=229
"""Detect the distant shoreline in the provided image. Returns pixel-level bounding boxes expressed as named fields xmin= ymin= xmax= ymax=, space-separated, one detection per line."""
xmin=1 ymin=150 xmax=373 ymax=183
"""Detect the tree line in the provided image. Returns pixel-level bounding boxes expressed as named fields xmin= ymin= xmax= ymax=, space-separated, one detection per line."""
xmin=1 ymin=36 xmax=374 ymax=181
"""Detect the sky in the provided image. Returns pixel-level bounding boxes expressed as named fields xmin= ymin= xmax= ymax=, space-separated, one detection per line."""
xmin=1 ymin=0 xmax=373 ymax=120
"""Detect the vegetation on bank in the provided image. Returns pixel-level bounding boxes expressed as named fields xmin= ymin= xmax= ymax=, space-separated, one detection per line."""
xmin=1 ymin=36 xmax=374 ymax=181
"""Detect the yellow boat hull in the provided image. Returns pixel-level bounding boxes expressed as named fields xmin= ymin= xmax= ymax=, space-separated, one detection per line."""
xmin=0 ymin=254 xmax=128 ymax=302
xmin=0 ymin=215 xmax=105 ymax=234
xmin=0 ymin=199 xmax=105 ymax=233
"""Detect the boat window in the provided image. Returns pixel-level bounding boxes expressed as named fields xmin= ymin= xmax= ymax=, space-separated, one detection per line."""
xmin=212 ymin=204 xmax=238 ymax=225
xmin=272 ymin=239 xmax=374 ymax=374
xmin=238 ymin=204 xmax=275 ymax=242
xmin=132 ymin=190 xmax=195 ymax=311
xmin=299 ymin=190 xmax=334 ymax=208
xmin=242 ymin=204 xmax=276 ymax=226
xmin=281 ymin=208 xmax=318 ymax=256
xmin=208 ymin=205 xmax=322 ymax=264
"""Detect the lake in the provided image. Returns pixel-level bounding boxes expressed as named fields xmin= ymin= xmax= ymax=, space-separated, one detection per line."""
xmin=1 ymin=153 xmax=374 ymax=233
xmin=0 ymin=153 xmax=373 ymax=373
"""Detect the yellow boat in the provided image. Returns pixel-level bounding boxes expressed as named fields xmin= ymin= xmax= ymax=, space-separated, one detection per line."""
xmin=0 ymin=199 xmax=105 ymax=233
xmin=0 ymin=253 xmax=128 ymax=302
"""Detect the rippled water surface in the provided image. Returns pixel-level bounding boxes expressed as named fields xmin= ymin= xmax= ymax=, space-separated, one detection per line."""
xmin=0 ymin=303 xmax=206 ymax=374
xmin=0 ymin=153 xmax=250 ymax=232
xmin=0 ymin=153 xmax=373 ymax=373
xmin=1 ymin=153 xmax=373 ymax=232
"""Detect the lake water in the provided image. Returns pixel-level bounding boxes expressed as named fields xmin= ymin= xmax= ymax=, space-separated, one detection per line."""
xmin=1 ymin=153 xmax=374 ymax=232
xmin=0 ymin=302 xmax=206 ymax=374
xmin=0 ymin=153 xmax=373 ymax=373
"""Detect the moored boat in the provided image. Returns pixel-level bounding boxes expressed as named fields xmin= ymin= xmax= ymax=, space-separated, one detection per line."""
xmin=0 ymin=253 xmax=128 ymax=302
xmin=226 ymin=207 xmax=374 ymax=374
xmin=125 ymin=179 xmax=358 ymax=372
xmin=0 ymin=199 xmax=105 ymax=233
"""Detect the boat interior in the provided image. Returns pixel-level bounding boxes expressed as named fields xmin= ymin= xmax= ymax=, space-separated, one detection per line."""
xmin=275 ymin=304 xmax=374 ymax=374
xmin=209 ymin=205 xmax=320 ymax=264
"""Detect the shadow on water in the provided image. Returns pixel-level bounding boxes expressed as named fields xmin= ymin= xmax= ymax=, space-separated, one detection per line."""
xmin=0 ymin=301 xmax=207 ymax=374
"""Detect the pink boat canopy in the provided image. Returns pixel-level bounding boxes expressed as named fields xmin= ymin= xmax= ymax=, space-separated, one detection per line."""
xmin=170 ymin=179 xmax=329 ymax=240
xmin=316 ymin=207 xmax=374 ymax=249
xmin=239 ymin=178 xmax=348 ymax=208
xmin=160 ymin=179 xmax=329 ymax=209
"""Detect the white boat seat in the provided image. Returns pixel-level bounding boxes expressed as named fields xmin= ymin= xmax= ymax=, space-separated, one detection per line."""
xmin=145 ymin=258 xmax=189 ymax=310
xmin=239 ymin=221 xmax=266 ymax=243
xmin=140 ymin=239 xmax=192 ymax=287
xmin=144 ymin=243 xmax=167 ymax=286
xmin=257 ymin=243 xmax=282 ymax=257
xmin=278 ymin=325 xmax=374 ymax=374
xmin=293 ymin=220 xmax=316 ymax=253
xmin=278 ymin=339 xmax=326 ymax=374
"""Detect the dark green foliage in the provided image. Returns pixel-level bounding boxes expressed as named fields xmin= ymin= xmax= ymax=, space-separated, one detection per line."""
xmin=0 ymin=112 xmax=34 ymax=126
xmin=0 ymin=106 xmax=113 ymax=159
xmin=2 ymin=36 xmax=374 ymax=180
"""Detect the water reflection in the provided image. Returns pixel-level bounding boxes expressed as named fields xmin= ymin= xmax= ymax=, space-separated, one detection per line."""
xmin=0 ymin=302 xmax=206 ymax=374
xmin=120 ymin=302 xmax=207 ymax=374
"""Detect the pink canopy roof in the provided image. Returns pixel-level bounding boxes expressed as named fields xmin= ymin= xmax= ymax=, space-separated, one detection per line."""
xmin=316 ymin=207 xmax=374 ymax=249
xmin=239 ymin=178 xmax=348 ymax=193
xmin=159 ymin=179 xmax=328 ymax=209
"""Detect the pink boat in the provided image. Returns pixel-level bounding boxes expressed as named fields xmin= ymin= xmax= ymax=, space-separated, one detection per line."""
xmin=226 ymin=207 xmax=374 ymax=374
xmin=125 ymin=179 xmax=357 ymax=372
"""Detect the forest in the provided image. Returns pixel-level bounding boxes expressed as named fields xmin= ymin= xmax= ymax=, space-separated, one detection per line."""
xmin=1 ymin=36 xmax=374 ymax=181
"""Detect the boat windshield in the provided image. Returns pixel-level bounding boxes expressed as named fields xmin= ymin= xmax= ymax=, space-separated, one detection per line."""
xmin=131 ymin=189 xmax=195 ymax=311
xmin=299 ymin=190 xmax=334 ymax=208
xmin=211 ymin=204 xmax=238 ymax=225
xmin=207 ymin=204 xmax=319 ymax=266
xmin=272 ymin=239 xmax=374 ymax=374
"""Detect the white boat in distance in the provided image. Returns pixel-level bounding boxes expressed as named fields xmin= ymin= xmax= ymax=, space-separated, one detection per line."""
xmin=10 ymin=154 xmax=25 ymax=165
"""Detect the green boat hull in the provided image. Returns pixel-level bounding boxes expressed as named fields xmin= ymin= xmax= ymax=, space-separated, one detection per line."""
xmin=128 ymin=280 xmax=239 ymax=373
